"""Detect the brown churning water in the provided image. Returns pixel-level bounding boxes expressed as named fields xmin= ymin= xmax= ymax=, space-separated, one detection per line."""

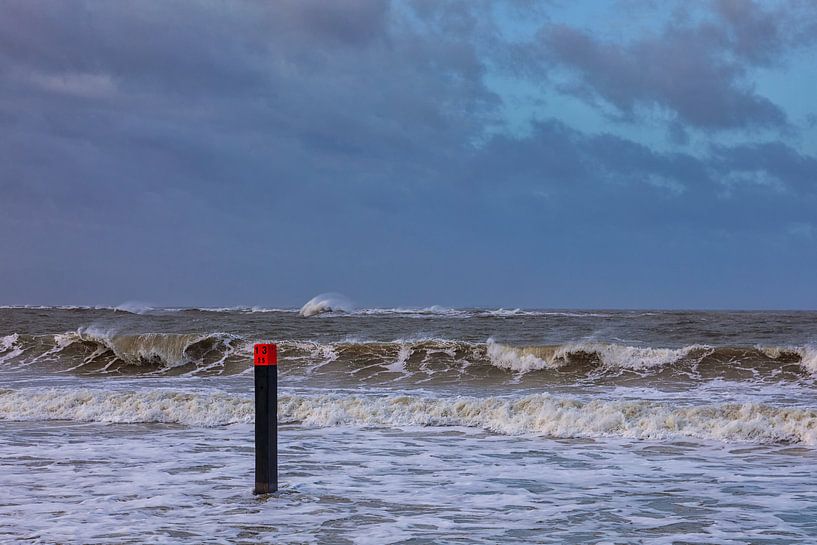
xmin=2 ymin=306 xmax=817 ymax=543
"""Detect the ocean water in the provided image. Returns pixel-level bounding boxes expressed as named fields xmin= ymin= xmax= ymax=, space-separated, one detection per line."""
xmin=2 ymin=306 xmax=817 ymax=544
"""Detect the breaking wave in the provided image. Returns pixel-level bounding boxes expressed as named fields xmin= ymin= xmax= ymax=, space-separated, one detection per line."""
xmin=283 ymin=339 xmax=817 ymax=379
xmin=0 ymin=388 xmax=253 ymax=427
xmin=2 ymin=331 xmax=815 ymax=381
xmin=3 ymin=387 xmax=817 ymax=445
xmin=485 ymin=339 xmax=708 ymax=372
xmin=1 ymin=328 xmax=244 ymax=374
xmin=299 ymin=293 xmax=354 ymax=317
xmin=0 ymin=334 xmax=23 ymax=365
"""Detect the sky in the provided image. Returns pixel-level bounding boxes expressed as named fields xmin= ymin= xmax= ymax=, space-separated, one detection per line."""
xmin=1 ymin=0 xmax=816 ymax=309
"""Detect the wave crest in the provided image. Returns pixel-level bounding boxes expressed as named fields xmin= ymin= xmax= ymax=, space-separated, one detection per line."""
xmin=0 ymin=334 xmax=23 ymax=364
xmin=299 ymin=293 xmax=354 ymax=317
xmin=485 ymin=339 xmax=709 ymax=372
xmin=47 ymin=328 xmax=242 ymax=372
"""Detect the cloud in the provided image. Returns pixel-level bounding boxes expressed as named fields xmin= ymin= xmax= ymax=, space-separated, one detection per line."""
xmin=0 ymin=0 xmax=498 ymax=205
xmin=0 ymin=0 xmax=815 ymax=307
xmin=710 ymin=141 xmax=817 ymax=194
xmin=537 ymin=0 xmax=817 ymax=130
xmin=468 ymin=119 xmax=816 ymax=237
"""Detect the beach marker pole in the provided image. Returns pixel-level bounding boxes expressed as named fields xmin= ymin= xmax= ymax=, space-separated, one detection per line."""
xmin=253 ymin=343 xmax=277 ymax=494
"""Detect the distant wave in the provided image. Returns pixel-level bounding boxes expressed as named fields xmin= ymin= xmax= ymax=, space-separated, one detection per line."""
xmin=174 ymin=306 xmax=298 ymax=313
xmin=3 ymin=387 xmax=817 ymax=445
xmin=112 ymin=302 xmax=154 ymax=314
xmin=0 ymin=304 xmax=647 ymax=318
xmin=0 ymin=304 xmax=145 ymax=313
xmin=0 ymin=304 xmax=299 ymax=314
xmin=299 ymin=293 xmax=355 ymax=317
xmin=299 ymin=306 xmax=620 ymax=319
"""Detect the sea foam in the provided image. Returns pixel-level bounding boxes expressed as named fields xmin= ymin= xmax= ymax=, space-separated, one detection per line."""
xmin=3 ymin=388 xmax=817 ymax=445
xmin=0 ymin=334 xmax=23 ymax=364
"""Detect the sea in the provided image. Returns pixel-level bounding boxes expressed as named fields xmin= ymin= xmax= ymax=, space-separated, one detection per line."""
xmin=2 ymin=305 xmax=817 ymax=544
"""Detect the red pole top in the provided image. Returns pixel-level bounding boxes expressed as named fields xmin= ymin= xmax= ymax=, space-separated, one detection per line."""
xmin=254 ymin=343 xmax=277 ymax=366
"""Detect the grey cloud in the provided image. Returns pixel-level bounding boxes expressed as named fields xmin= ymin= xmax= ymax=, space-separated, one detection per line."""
xmin=272 ymin=0 xmax=391 ymax=47
xmin=538 ymin=0 xmax=817 ymax=130
xmin=710 ymin=141 xmax=817 ymax=194
xmin=0 ymin=0 xmax=497 ymax=204
xmin=468 ymin=119 xmax=816 ymax=238
xmin=713 ymin=0 xmax=785 ymax=64
xmin=0 ymin=1 xmax=815 ymax=307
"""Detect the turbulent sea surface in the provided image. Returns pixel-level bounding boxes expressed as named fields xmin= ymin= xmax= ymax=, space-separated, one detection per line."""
xmin=2 ymin=306 xmax=817 ymax=543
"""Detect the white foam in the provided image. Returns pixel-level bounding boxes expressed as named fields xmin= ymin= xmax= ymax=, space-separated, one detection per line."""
xmin=800 ymin=346 xmax=817 ymax=375
xmin=0 ymin=388 xmax=253 ymax=426
xmin=383 ymin=344 xmax=412 ymax=374
xmin=2 ymin=411 xmax=813 ymax=543
xmin=0 ymin=334 xmax=23 ymax=364
xmin=4 ymin=387 xmax=817 ymax=445
xmin=585 ymin=342 xmax=708 ymax=369
xmin=0 ymin=333 xmax=18 ymax=352
xmin=283 ymin=393 xmax=817 ymax=445
xmin=180 ymin=306 xmax=297 ymax=313
xmin=354 ymin=305 xmax=468 ymax=318
xmin=482 ymin=308 xmax=535 ymax=317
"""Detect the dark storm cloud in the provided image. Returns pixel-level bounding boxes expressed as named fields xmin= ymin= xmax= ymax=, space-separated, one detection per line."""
xmin=0 ymin=0 xmax=815 ymax=308
xmin=538 ymin=0 xmax=817 ymax=130
xmin=0 ymin=1 xmax=490 ymax=141
xmin=0 ymin=0 xmax=504 ymax=304
xmin=0 ymin=0 xmax=495 ymax=218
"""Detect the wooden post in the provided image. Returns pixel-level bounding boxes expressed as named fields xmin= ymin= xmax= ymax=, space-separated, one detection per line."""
xmin=253 ymin=343 xmax=277 ymax=494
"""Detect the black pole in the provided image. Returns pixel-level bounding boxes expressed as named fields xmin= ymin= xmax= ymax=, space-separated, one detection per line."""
xmin=254 ymin=343 xmax=278 ymax=494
